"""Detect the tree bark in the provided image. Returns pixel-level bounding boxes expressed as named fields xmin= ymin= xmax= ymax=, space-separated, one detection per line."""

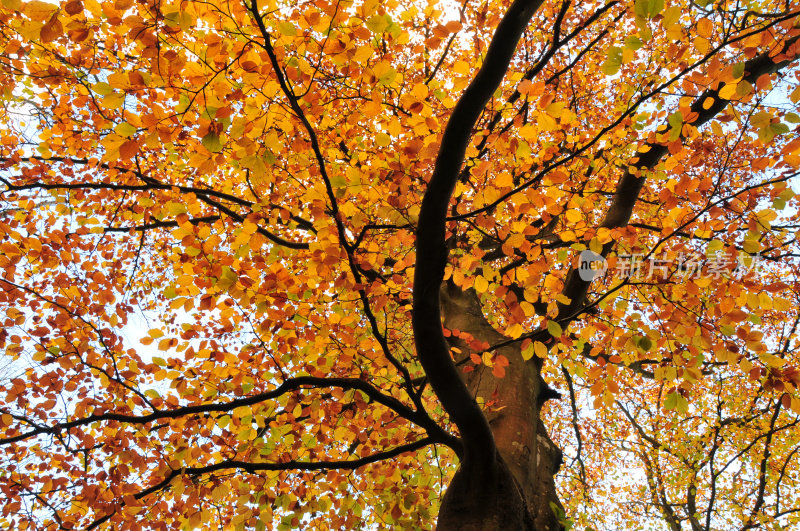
xmin=437 ymin=283 xmax=564 ymax=530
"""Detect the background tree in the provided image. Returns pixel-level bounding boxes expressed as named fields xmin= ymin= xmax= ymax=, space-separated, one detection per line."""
xmin=1 ymin=0 xmax=800 ymax=529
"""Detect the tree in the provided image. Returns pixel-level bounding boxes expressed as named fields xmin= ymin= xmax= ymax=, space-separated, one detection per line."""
xmin=1 ymin=0 xmax=800 ymax=528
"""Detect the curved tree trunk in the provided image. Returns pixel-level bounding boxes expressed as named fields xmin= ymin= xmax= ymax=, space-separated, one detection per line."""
xmin=436 ymin=283 xmax=564 ymax=530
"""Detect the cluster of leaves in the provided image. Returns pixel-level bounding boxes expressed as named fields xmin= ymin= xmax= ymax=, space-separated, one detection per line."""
xmin=0 ymin=0 xmax=799 ymax=529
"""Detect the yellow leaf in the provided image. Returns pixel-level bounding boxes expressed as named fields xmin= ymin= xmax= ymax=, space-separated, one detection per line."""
xmin=211 ymin=484 xmax=230 ymax=503
xmin=718 ymin=82 xmax=738 ymax=100
xmin=518 ymin=124 xmax=536 ymax=139
xmin=520 ymin=301 xmax=536 ymax=317
xmin=495 ymin=172 xmax=514 ymax=188
xmin=535 ymin=111 xmax=558 ymax=132
xmin=366 ymin=14 xmax=388 ymax=34
xmin=506 ymin=323 xmax=524 ymax=339
xmin=333 ymin=426 xmax=349 ymax=441
xmin=114 ymin=122 xmax=137 ymax=137
xmin=694 ymin=37 xmax=709 ymax=55
xmin=102 ymin=92 xmax=125 ymax=109
xmin=23 ymin=0 xmax=57 ymax=20
xmin=565 ymin=209 xmax=581 ymax=223
xmin=760 ymin=353 xmax=785 ymax=368
xmin=411 ymin=83 xmax=429 ymax=100
xmin=534 ymin=341 xmax=548 ymax=358
xmin=353 ymin=45 xmax=372 ymax=64
xmin=474 ymin=275 xmax=489 ymax=293
xmin=167 ymin=202 xmax=187 ymax=216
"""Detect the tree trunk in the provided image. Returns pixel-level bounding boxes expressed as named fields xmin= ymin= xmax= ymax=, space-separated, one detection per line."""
xmin=436 ymin=282 xmax=564 ymax=530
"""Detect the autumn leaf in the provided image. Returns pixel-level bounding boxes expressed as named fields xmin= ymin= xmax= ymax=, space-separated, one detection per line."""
xmin=202 ymin=132 xmax=223 ymax=153
xmin=39 ymin=13 xmax=62 ymax=42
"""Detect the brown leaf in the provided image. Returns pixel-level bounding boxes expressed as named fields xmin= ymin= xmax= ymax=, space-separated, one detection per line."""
xmin=40 ymin=14 xmax=63 ymax=43
xmin=64 ymin=0 xmax=83 ymax=15
xmin=119 ymin=139 xmax=139 ymax=160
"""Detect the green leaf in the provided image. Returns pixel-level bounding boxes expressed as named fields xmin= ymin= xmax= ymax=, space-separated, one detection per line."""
xmin=277 ymin=21 xmax=297 ymax=36
xmin=664 ymin=391 xmax=678 ymax=410
xmin=736 ymin=80 xmax=753 ymax=97
xmin=202 ymin=132 xmax=223 ymax=153
xmin=201 ymin=106 xmax=218 ymax=121
xmin=638 ymin=336 xmax=653 ymax=351
xmin=601 ymin=46 xmax=622 ymax=76
xmin=705 ymin=239 xmax=723 ymax=256
xmin=216 ymin=266 xmax=238 ymax=290
xmin=377 ymin=67 xmax=397 ymax=87
xmin=330 ymin=174 xmax=347 ymax=189
xmin=366 ymin=14 xmax=389 ymax=34
xmin=176 ymin=94 xmax=191 ymax=113
xmin=668 ymin=111 xmax=683 ymax=140
xmin=521 ymin=341 xmax=535 ymax=361
xmin=114 ymin=122 xmax=137 ymax=138
xmin=547 ymin=320 xmax=563 ymax=338
xmin=668 ymin=111 xmax=683 ymax=130
xmin=549 ymin=501 xmax=566 ymax=520
xmin=770 ymin=122 xmax=790 ymax=136
xmin=91 ymin=82 xmax=113 ymax=95
xmin=676 ymin=394 xmax=689 ymax=413
xmin=624 ymin=36 xmax=643 ymax=50
xmin=634 ymin=0 xmax=664 ymax=19
xmin=661 ymin=5 xmax=681 ymax=27
xmin=163 ymin=10 xmax=194 ymax=30
xmin=163 ymin=11 xmax=181 ymax=27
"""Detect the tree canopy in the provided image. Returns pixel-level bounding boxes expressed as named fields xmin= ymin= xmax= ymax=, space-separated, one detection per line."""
xmin=1 ymin=0 xmax=800 ymax=528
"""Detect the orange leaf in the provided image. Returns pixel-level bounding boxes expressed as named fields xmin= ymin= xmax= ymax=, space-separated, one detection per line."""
xmin=40 ymin=14 xmax=63 ymax=42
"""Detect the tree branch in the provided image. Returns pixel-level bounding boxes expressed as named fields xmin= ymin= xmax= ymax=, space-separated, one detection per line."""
xmin=0 ymin=376 xmax=456 ymax=449
xmin=556 ymin=32 xmax=800 ymax=322
xmin=86 ymin=437 xmax=434 ymax=530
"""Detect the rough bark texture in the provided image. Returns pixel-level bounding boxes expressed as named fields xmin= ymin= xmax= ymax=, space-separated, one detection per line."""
xmin=438 ymin=283 xmax=564 ymax=530
xmin=436 ymin=453 xmax=533 ymax=530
